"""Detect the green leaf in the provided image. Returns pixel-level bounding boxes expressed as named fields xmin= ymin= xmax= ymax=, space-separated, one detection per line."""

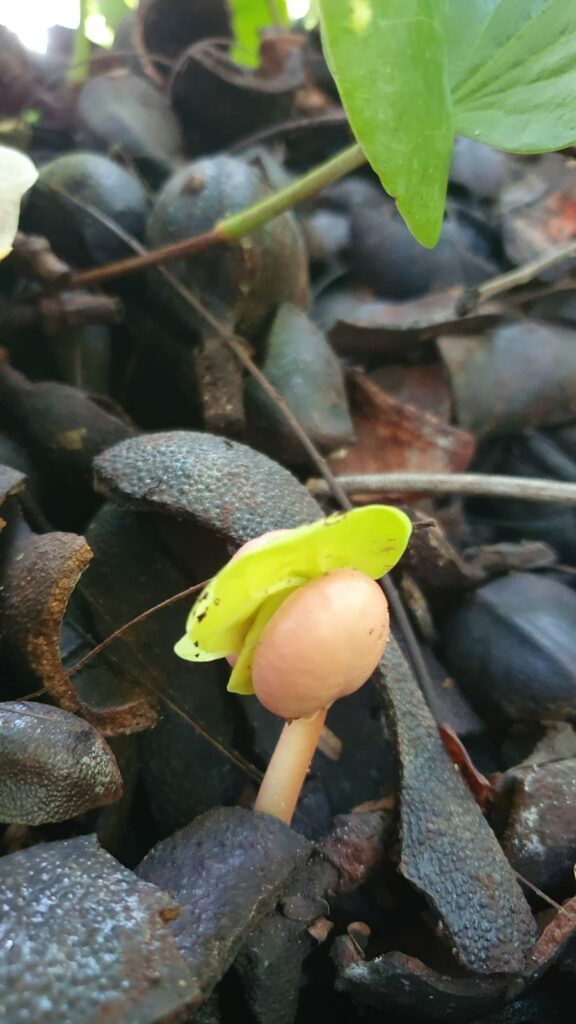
xmin=230 ymin=0 xmax=290 ymax=69
xmin=445 ymin=0 xmax=501 ymax=83
xmin=318 ymin=0 xmax=453 ymax=247
xmin=227 ymin=587 xmax=299 ymax=695
xmin=451 ymin=0 xmax=576 ymax=152
xmin=175 ymin=505 xmax=412 ymax=664
xmin=318 ymin=0 xmax=576 ymax=248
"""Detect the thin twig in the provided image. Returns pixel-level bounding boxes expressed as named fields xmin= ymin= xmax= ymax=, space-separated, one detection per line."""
xmin=457 ymin=239 xmax=576 ymax=316
xmin=514 ymin=869 xmax=576 ymax=918
xmin=68 ymin=580 xmax=209 ymax=676
xmin=132 ymin=678 xmax=263 ymax=783
xmin=308 ymin=472 xmax=576 ymax=505
xmin=75 ymin=583 xmax=263 ymax=783
xmin=229 ymin=109 xmax=348 ymax=152
xmin=67 ymin=224 xmax=222 ymax=290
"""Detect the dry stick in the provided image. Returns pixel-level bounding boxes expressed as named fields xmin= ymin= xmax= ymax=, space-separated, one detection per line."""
xmin=66 ymin=142 xmax=366 ymax=290
xmin=52 ymin=187 xmax=442 ymax=723
xmin=309 ymin=472 xmax=576 ymax=505
xmin=229 ymin=110 xmax=348 ymax=153
xmin=74 ymin=583 xmax=263 ymax=784
xmin=129 ymin=677 xmax=263 ymax=783
xmin=67 ymin=580 xmax=209 ymax=677
xmin=457 ymin=237 xmax=576 ymax=316
xmin=514 ymin=869 xmax=576 ymax=919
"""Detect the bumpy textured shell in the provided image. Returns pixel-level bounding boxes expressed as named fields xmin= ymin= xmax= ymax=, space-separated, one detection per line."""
xmin=94 ymin=430 xmax=321 ymax=543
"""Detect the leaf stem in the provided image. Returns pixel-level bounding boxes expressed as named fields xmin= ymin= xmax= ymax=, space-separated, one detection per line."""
xmin=69 ymin=0 xmax=91 ymax=84
xmin=267 ymin=0 xmax=286 ymax=28
xmin=224 ymin=142 xmax=365 ymax=238
xmin=255 ymin=708 xmax=327 ymax=823
xmin=68 ymin=142 xmax=366 ymax=290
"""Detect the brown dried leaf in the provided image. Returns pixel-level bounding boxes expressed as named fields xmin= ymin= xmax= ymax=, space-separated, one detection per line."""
xmin=438 ymin=723 xmax=493 ymax=812
xmin=328 ymin=371 xmax=475 ymax=500
xmin=538 ymin=896 xmax=576 ymax=977
xmin=0 ymin=513 xmax=154 ymax=733
xmin=316 ymin=285 xmax=505 ymax=358
xmin=500 ymin=154 xmax=576 ymax=271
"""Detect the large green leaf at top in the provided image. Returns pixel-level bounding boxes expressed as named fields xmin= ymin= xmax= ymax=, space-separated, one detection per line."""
xmin=445 ymin=0 xmax=502 ymax=83
xmin=319 ymin=0 xmax=576 ymax=248
xmin=451 ymin=0 xmax=576 ymax=152
xmin=318 ymin=0 xmax=453 ymax=248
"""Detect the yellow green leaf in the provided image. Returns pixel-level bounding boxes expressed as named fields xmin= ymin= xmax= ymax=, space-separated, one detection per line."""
xmin=227 ymin=586 xmax=299 ymax=695
xmin=175 ymin=505 xmax=411 ymax=664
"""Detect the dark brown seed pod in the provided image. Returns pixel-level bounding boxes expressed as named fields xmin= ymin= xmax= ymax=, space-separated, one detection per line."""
xmin=349 ymin=200 xmax=497 ymax=301
xmin=0 ymin=835 xmax=199 ymax=1022
xmin=137 ymin=807 xmax=310 ymax=993
xmin=21 ymin=152 xmax=149 ymax=268
xmin=0 ymin=350 xmax=134 ymax=527
xmin=442 ymin=572 xmax=576 ymax=722
xmin=439 ymin=321 xmax=576 ymax=440
xmin=499 ymin=753 xmax=576 ymax=894
xmin=146 ymin=154 xmax=308 ymax=336
xmin=93 ymin=430 xmax=321 ymax=546
xmin=77 ymin=71 xmax=184 ymax=186
xmin=0 ymin=351 xmax=134 ymax=486
xmin=0 ymin=701 xmax=123 ymax=825
xmin=245 ymin=303 xmax=354 ymax=462
xmin=170 ymin=38 xmax=303 ymax=154
xmin=136 ymin=0 xmax=231 ymax=83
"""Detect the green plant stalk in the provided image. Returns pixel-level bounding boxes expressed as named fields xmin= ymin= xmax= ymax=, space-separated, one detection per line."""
xmin=223 ymin=141 xmax=365 ymax=239
xmin=69 ymin=142 xmax=367 ymax=289
xmin=69 ymin=0 xmax=91 ymax=84
xmin=267 ymin=0 xmax=288 ymax=28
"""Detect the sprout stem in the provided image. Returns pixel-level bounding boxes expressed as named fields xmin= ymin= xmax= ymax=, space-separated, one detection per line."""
xmin=69 ymin=0 xmax=91 ymax=85
xmin=255 ymin=708 xmax=327 ymax=823
xmin=67 ymin=143 xmax=366 ymax=290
